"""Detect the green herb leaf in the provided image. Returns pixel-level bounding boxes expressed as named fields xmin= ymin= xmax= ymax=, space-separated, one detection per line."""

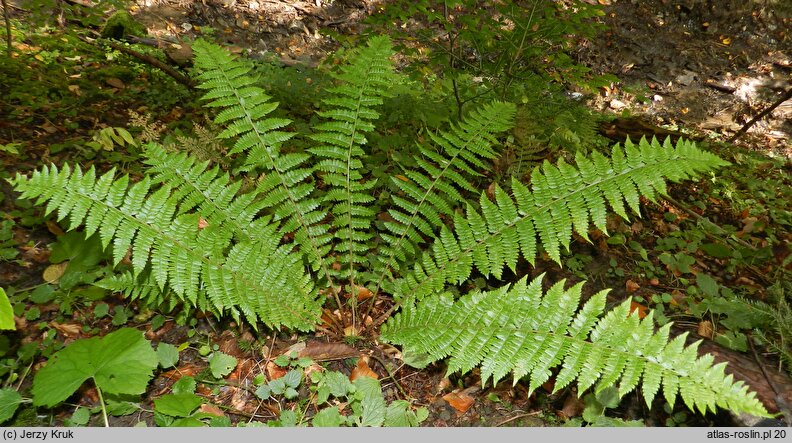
xmin=208 ymin=352 xmax=237 ymax=378
xmin=156 ymin=343 xmax=179 ymax=369
xmin=154 ymin=393 xmax=203 ymax=417
xmin=0 ymin=288 xmax=14 ymax=330
xmin=312 ymin=407 xmax=346 ymax=427
xmin=32 ymin=328 xmax=158 ymax=407
xmin=0 ymin=388 xmax=22 ymax=423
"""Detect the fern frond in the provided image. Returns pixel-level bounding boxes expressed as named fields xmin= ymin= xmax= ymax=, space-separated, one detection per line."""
xmin=397 ymin=137 xmax=730 ymax=300
xmin=375 ymin=101 xmax=516 ymax=281
xmin=307 ymin=36 xmax=399 ymax=282
xmin=142 ymin=143 xmax=268 ymax=244
xmin=11 ymin=164 xmax=321 ymax=330
xmin=382 ymin=275 xmax=770 ymax=417
xmin=192 ymin=40 xmax=333 ymax=285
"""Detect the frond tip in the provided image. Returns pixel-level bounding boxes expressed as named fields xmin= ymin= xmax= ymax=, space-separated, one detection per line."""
xmin=382 ymin=275 xmax=770 ymax=417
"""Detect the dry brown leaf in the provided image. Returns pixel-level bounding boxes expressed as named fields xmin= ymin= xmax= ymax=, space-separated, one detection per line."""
xmin=105 ymin=77 xmax=125 ymax=89
xmin=349 ymin=356 xmax=378 ymax=381
xmin=45 ymin=220 xmax=65 ymax=236
xmin=298 ymin=342 xmax=359 ymax=362
xmin=50 ymin=321 xmax=81 ymax=337
xmin=43 ymin=262 xmax=68 ymax=283
xmin=436 ymin=377 xmax=452 ymax=393
xmin=442 ymin=391 xmax=475 ymax=414
xmin=161 ymin=365 xmax=201 ymax=380
xmin=698 ymin=320 xmax=713 ymax=338
xmin=266 ymin=360 xmax=288 ymax=380
xmin=199 ymin=404 xmax=225 ymax=417
xmin=350 ymin=285 xmax=373 ymax=301
xmin=626 ymin=279 xmax=640 ymax=293
xmin=559 ymin=392 xmax=585 ymax=419
xmin=629 ymin=301 xmax=648 ymax=319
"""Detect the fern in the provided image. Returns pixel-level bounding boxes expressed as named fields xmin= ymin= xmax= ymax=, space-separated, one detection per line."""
xmin=308 ymin=36 xmax=398 ymax=283
xmin=375 ymin=101 xmax=516 ymax=284
xmin=11 ymin=163 xmax=321 ymax=330
xmin=394 ymin=137 xmax=730 ymax=300
xmin=10 ymin=38 xmax=772 ymax=418
xmin=382 ymin=275 xmax=769 ymax=417
xmin=191 ymin=40 xmax=333 ymax=288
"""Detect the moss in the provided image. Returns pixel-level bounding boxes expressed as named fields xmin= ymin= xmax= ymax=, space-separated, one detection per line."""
xmin=101 ymin=10 xmax=147 ymax=39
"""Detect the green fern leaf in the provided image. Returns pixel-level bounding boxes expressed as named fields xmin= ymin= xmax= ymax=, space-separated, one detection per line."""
xmin=192 ymin=40 xmax=333 ymax=287
xmin=375 ymin=101 xmax=516 ymax=283
xmin=11 ymin=164 xmax=321 ymax=330
xmin=307 ymin=36 xmax=399 ymax=282
xmin=396 ymin=137 xmax=730 ymax=300
xmin=382 ymin=275 xmax=770 ymax=417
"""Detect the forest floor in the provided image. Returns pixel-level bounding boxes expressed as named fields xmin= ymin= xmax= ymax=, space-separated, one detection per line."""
xmin=0 ymin=0 xmax=790 ymax=428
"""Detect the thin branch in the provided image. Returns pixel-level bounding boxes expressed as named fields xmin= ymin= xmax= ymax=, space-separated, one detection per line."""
xmin=728 ymin=86 xmax=792 ymax=143
xmin=76 ymin=34 xmax=196 ymax=88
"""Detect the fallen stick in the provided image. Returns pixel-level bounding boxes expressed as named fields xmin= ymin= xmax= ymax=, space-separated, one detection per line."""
xmin=728 ymin=86 xmax=792 ymax=143
xmin=76 ymin=34 xmax=196 ymax=89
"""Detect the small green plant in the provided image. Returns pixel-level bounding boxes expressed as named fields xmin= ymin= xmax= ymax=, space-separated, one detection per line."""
xmin=31 ymin=328 xmax=158 ymax=426
xmin=10 ymin=37 xmax=771 ymax=420
xmin=154 ymin=376 xmax=230 ymax=427
xmin=565 ymin=387 xmax=644 ymax=427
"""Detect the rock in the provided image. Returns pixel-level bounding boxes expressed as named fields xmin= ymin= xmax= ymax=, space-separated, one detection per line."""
xmin=609 ymin=99 xmax=627 ymax=110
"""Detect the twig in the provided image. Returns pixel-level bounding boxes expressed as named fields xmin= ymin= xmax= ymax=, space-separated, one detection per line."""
xmin=728 ymin=86 xmax=792 ymax=143
xmin=495 ymin=410 xmax=542 ymax=427
xmin=747 ymin=333 xmax=791 ymax=423
xmin=663 ymin=194 xmax=757 ymax=251
xmin=1 ymin=0 xmax=11 ymax=57
xmin=368 ymin=353 xmax=409 ymax=400
xmin=76 ymin=34 xmax=196 ymax=88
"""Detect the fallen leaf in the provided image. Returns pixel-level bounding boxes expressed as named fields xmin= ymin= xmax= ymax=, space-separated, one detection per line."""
xmin=49 ymin=321 xmax=81 ymax=337
xmin=266 ymin=360 xmax=288 ymax=380
xmin=42 ymin=262 xmax=68 ymax=283
xmin=298 ymin=342 xmax=359 ymax=362
xmin=443 ymin=390 xmax=475 ymax=414
xmin=626 ymin=279 xmax=640 ymax=293
xmin=559 ymin=392 xmax=585 ymax=419
xmin=698 ymin=320 xmax=713 ymax=339
xmin=45 ymin=220 xmax=65 ymax=236
xmin=349 ymin=356 xmax=378 ymax=381
xmin=350 ymin=285 xmax=373 ymax=301
xmin=629 ymin=301 xmax=648 ymax=319
xmin=105 ymin=77 xmax=125 ymax=89
xmin=436 ymin=377 xmax=452 ymax=393
xmin=199 ymin=404 xmax=225 ymax=417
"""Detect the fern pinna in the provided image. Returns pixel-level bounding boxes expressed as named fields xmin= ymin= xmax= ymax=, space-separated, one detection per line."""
xmin=383 ymin=275 xmax=767 ymax=416
xmin=9 ymin=37 xmax=771 ymax=417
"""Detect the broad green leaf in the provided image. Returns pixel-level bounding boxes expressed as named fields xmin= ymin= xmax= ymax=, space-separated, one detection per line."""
xmin=0 ymin=388 xmax=22 ymax=423
xmin=0 ymin=288 xmax=14 ymax=330
xmin=32 ymin=328 xmax=158 ymax=407
xmin=324 ymin=371 xmax=353 ymax=398
xmin=171 ymin=417 xmax=206 ymax=427
xmin=69 ymin=407 xmax=91 ymax=426
xmin=353 ymin=377 xmax=386 ymax=427
xmin=154 ymin=393 xmax=203 ymax=417
xmin=172 ymin=376 xmax=196 ymax=395
xmin=282 ymin=369 xmax=302 ymax=388
xmin=156 ymin=343 xmax=179 ymax=368
xmin=384 ymin=400 xmax=426 ymax=427
xmin=312 ymin=407 xmax=346 ymax=427
xmin=208 ymin=352 xmax=237 ymax=378
xmin=696 ymin=274 xmax=720 ymax=298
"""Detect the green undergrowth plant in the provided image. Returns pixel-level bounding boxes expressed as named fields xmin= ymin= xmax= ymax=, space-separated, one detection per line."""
xmin=10 ymin=36 xmax=771 ymax=419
